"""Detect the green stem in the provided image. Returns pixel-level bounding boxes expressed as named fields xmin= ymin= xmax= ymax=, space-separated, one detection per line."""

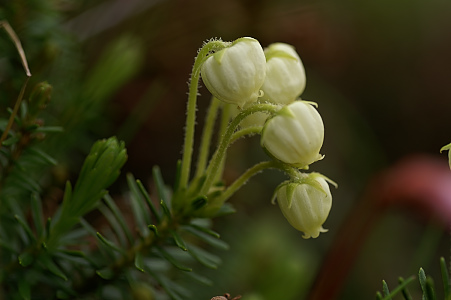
xmin=194 ymin=97 xmax=221 ymax=179
xmin=214 ymin=160 xmax=286 ymax=204
xmin=230 ymin=126 xmax=263 ymax=144
xmin=200 ymin=103 xmax=279 ymax=195
xmin=213 ymin=103 xmax=233 ymax=184
xmin=0 ymin=77 xmax=29 ymax=147
xmin=179 ymin=40 xmax=228 ymax=191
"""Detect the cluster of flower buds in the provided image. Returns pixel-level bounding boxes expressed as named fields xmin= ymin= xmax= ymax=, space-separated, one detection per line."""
xmin=200 ymin=37 xmax=335 ymax=238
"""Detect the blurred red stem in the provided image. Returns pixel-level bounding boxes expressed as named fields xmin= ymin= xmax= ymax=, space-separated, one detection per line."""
xmin=308 ymin=195 xmax=384 ymax=300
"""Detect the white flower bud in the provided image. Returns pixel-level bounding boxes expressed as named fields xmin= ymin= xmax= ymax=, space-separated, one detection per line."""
xmin=201 ymin=37 xmax=266 ymax=107
xmin=261 ymin=101 xmax=324 ymax=168
xmin=273 ymin=173 xmax=333 ymax=239
xmin=260 ymin=43 xmax=306 ymax=105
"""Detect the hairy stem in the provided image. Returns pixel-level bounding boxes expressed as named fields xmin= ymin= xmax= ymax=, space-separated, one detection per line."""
xmin=213 ymin=102 xmax=233 ymax=184
xmin=200 ymin=103 xmax=279 ymax=196
xmin=179 ymin=40 xmax=228 ymax=191
xmin=194 ymin=97 xmax=221 ymax=179
xmin=230 ymin=126 xmax=263 ymax=144
xmin=214 ymin=160 xmax=287 ymax=204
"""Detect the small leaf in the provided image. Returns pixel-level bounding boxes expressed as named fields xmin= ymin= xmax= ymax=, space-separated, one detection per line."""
xmin=79 ymin=218 xmax=98 ymax=237
xmin=188 ymin=222 xmax=220 ymax=239
xmin=0 ymin=239 xmax=17 ymax=253
xmin=183 ymin=226 xmax=229 ymax=250
xmin=156 ymin=246 xmax=192 ymax=272
xmin=382 ymin=280 xmax=391 ymax=299
xmin=27 ymin=147 xmax=57 ymax=165
xmin=185 ymin=271 xmax=213 ymax=286
xmin=213 ymin=202 xmax=236 ymax=217
xmin=57 ymin=249 xmax=100 ymax=269
xmin=419 ymin=268 xmax=428 ymax=297
xmin=2 ymin=135 xmax=19 ymax=146
xmin=98 ymin=203 xmax=127 ymax=247
xmin=14 ymin=215 xmax=36 ymax=242
xmin=39 ymin=255 xmax=67 ymax=281
xmin=398 ymin=277 xmax=413 ymax=300
xmin=160 ymin=199 xmax=172 ymax=219
xmin=96 ymin=232 xmax=126 ymax=255
xmin=170 ymin=230 xmax=187 ymax=251
xmin=153 ymin=165 xmax=171 ymax=209
xmin=127 ymin=174 xmax=151 ymax=235
xmin=375 ymin=291 xmax=383 ymax=300
xmin=44 ymin=217 xmax=51 ymax=241
xmin=13 ymin=171 xmax=41 ymax=192
xmin=96 ymin=268 xmax=114 ymax=280
xmin=143 ymin=268 xmax=184 ymax=300
xmin=30 ymin=192 xmax=44 ymax=238
xmin=136 ymin=179 xmax=161 ymax=223
xmin=188 ymin=244 xmax=221 ymax=269
xmin=18 ymin=278 xmax=31 ymax=300
xmin=148 ymin=224 xmax=159 ymax=236
xmin=378 ymin=276 xmax=416 ymax=300
xmin=18 ymin=252 xmax=34 ymax=267
xmin=425 ymin=277 xmax=437 ymax=300
xmin=440 ymin=257 xmax=450 ymax=299
xmin=53 ymin=250 xmax=90 ymax=267
xmin=103 ymin=194 xmax=134 ymax=245
xmin=134 ymin=252 xmax=145 ymax=273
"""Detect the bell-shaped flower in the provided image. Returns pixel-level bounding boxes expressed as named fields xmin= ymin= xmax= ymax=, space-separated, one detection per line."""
xmin=261 ymin=100 xmax=324 ymax=168
xmin=272 ymin=173 xmax=335 ymax=239
xmin=260 ymin=43 xmax=306 ymax=105
xmin=201 ymin=37 xmax=266 ymax=108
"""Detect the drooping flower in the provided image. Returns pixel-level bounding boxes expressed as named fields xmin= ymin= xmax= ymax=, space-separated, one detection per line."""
xmin=201 ymin=37 xmax=266 ymax=108
xmin=260 ymin=43 xmax=306 ymax=105
xmin=261 ymin=100 xmax=324 ymax=168
xmin=273 ymin=173 xmax=335 ymax=239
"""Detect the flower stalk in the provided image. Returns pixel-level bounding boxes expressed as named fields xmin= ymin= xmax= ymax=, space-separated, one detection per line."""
xmin=199 ymin=103 xmax=280 ymax=196
xmin=179 ymin=39 xmax=228 ymax=191
xmin=195 ymin=96 xmax=222 ymax=179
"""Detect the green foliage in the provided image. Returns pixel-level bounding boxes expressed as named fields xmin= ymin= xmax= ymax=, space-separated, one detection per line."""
xmin=376 ymin=258 xmax=451 ymax=300
xmin=0 ymin=86 xmax=227 ymax=298
xmin=0 ymin=12 xmax=227 ymax=299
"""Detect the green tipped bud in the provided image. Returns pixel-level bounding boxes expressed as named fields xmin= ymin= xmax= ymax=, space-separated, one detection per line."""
xmin=273 ymin=173 xmax=335 ymax=239
xmin=260 ymin=43 xmax=306 ymax=105
xmin=201 ymin=37 xmax=266 ymax=108
xmin=75 ymin=137 xmax=128 ymax=195
xmin=29 ymin=82 xmax=52 ymax=115
xmin=261 ymin=101 xmax=324 ymax=168
xmin=48 ymin=137 xmax=127 ymax=248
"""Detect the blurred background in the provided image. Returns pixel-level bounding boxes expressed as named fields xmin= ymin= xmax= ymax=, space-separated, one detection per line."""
xmin=1 ymin=0 xmax=451 ymax=299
